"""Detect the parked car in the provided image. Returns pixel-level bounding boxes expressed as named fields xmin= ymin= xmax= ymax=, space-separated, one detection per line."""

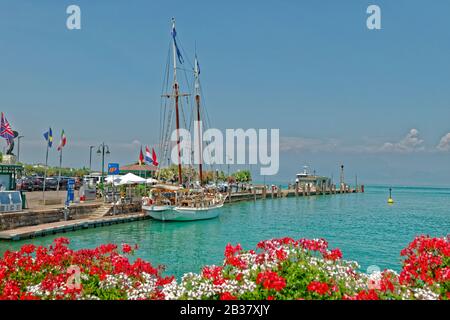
xmin=16 ymin=178 xmax=34 ymax=191
xmin=44 ymin=177 xmax=59 ymax=191
xmin=58 ymin=176 xmax=82 ymax=190
xmin=56 ymin=177 xmax=70 ymax=190
xmin=18 ymin=176 xmax=82 ymax=192
xmin=30 ymin=177 xmax=44 ymax=191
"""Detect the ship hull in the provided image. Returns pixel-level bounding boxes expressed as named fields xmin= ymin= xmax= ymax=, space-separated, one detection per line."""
xmin=142 ymin=205 xmax=173 ymax=213
xmin=146 ymin=204 xmax=223 ymax=221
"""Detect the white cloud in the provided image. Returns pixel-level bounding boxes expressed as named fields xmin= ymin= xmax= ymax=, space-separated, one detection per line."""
xmin=131 ymin=140 xmax=142 ymax=146
xmin=437 ymin=133 xmax=450 ymax=151
xmin=379 ymin=129 xmax=425 ymax=153
xmin=280 ymin=129 xmax=427 ymax=154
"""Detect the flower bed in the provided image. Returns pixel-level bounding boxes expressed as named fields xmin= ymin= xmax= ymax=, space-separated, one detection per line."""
xmin=0 ymin=235 xmax=448 ymax=300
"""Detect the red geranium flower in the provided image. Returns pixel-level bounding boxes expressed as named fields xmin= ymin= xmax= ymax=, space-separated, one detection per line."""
xmin=323 ymin=248 xmax=343 ymax=261
xmin=307 ymin=281 xmax=330 ymax=295
xmin=122 ymin=244 xmax=133 ymax=254
xmin=256 ymin=271 xmax=286 ymax=291
xmin=220 ymin=292 xmax=237 ymax=300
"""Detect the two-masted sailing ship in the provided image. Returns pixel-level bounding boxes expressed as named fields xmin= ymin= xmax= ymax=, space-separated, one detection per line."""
xmin=142 ymin=18 xmax=226 ymax=221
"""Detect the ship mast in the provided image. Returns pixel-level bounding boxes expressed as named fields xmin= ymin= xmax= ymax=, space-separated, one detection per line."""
xmin=172 ymin=18 xmax=183 ymax=185
xmin=194 ymin=55 xmax=203 ymax=185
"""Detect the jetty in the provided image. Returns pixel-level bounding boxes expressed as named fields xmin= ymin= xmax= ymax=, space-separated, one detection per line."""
xmin=225 ymin=185 xmax=362 ymax=204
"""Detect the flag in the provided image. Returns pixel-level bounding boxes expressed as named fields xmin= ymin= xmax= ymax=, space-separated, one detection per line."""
xmin=171 ymin=24 xmax=184 ymax=64
xmin=43 ymin=127 xmax=53 ymax=148
xmin=195 ymin=56 xmax=200 ymax=75
xmin=57 ymin=129 xmax=67 ymax=151
xmin=0 ymin=112 xmax=14 ymax=143
xmin=145 ymin=146 xmax=152 ymax=165
xmin=152 ymin=148 xmax=159 ymax=167
xmin=139 ymin=147 xmax=144 ymax=165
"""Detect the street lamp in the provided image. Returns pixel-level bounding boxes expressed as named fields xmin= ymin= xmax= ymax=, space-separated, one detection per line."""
xmin=97 ymin=143 xmax=110 ymax=180
xmin=89 ymin=146 xmax=95 ymax=172
xmin=17 ymin=136 xmax=24 ymax=163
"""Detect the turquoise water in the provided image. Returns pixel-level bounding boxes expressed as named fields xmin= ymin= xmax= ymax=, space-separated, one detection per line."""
xmin=0 ymin=186 xmax=449 ymax=278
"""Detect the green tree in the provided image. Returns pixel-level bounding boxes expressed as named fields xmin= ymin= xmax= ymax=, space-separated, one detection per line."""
xmin=232 ymin=170 xmax=252 ymax=183
xmin=22 ymin=163 xmax=90 ymax=177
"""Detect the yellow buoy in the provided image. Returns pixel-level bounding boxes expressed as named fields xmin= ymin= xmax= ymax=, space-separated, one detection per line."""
xmin=387 ymin=188 xmax=394 ymax=204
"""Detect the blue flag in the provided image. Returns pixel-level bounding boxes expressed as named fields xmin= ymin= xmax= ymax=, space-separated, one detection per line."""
xmin=171 ymin=25 xmax=184 ymax=64
xmin=43 ymin=127 xmax=53 ymax=148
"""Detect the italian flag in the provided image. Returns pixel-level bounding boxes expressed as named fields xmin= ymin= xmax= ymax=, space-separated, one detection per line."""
xmin=57 ymin=129 xmax=67 ymax=151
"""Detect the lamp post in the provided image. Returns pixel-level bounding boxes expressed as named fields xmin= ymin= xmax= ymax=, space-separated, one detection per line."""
xmin=97 ymin=143 xmax=110 ymax=181
xmin=227 ymin=157 xmax=232 ymax=177
xmin=17 ymin=136 xmax=24 ymax=162
xmin=89 ymin=146 xmax=95 ymax=172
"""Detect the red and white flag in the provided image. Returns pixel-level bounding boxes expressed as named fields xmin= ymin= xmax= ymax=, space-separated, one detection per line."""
xmin=57 ymin=129 xmax=67 ymax=151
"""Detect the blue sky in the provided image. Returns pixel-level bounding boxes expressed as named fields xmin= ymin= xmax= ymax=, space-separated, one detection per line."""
xmin=1 ymin=0 xmax=450 ymax=185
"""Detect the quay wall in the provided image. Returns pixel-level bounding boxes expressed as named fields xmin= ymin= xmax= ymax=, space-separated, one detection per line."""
xmin=0 ymin=203 xmax=140 ymax=232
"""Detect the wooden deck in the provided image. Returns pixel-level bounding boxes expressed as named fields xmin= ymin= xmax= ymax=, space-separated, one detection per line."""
xmin=0 ymin=212 xmax=150 ymax=241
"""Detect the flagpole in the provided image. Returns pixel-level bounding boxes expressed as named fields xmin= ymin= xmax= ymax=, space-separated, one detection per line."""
xmin=57 ymin=147 xmax=63 ymax=195
xmin=42 ymin=141 xmax=49 ymax=204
